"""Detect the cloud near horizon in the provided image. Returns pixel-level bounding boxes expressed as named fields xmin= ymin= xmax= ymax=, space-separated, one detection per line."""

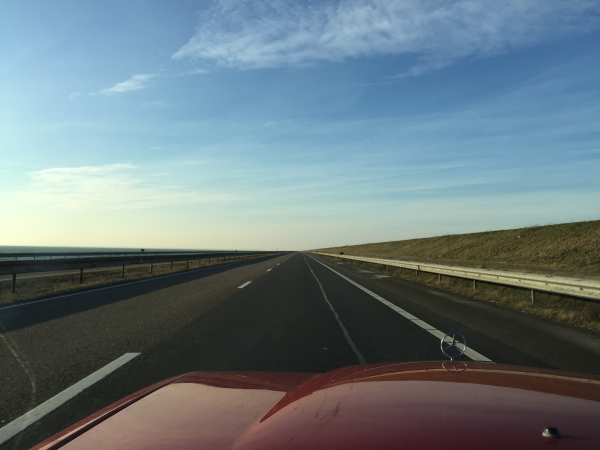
xmin=173 ymin=0 xmax=600 ymax=74
xmin=23 ymin=164 xmax=231 ymax=209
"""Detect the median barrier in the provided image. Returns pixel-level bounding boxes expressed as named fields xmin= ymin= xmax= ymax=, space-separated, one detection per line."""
xmin=2 ymin=251 xmax=281 ymax=294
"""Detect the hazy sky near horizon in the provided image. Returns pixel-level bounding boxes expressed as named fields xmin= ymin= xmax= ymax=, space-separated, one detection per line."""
xmin=1 ymin=0 xmax=599 ymax=250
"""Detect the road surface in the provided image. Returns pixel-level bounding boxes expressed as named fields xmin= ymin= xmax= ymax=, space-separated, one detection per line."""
xmin=1 ymin=252 xmax=599 ymax=449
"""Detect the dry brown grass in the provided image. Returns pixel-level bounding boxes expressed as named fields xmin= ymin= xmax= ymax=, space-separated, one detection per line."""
xmin=341 ymin=258 xmax=600 ymax=333
xmin=315 ymin=220 xmax=600 ymax=279
xmin=0 ymin=256 xmax=265 ymax=306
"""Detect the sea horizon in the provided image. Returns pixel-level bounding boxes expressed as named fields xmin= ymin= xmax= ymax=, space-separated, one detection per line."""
xmin=0 ymin=245 xmax=225 ymax=254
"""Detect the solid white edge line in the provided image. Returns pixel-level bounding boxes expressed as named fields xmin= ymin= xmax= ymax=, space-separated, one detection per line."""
xmin=238 ymin=281 xmax=252 ymax=289
xmin=0 ymin=258 xmax=253 ymax=311
xmin=305 ymin=253 xmax=493 ymax=363
xmin=303 ymin=256 xmax=366 ymax=365
xmin=0 ymin=352 xmax=140 ymax=445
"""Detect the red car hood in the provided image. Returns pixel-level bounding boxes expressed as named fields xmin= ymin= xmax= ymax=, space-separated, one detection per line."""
xmin=32 ymin=362 xmax=600 ymax=450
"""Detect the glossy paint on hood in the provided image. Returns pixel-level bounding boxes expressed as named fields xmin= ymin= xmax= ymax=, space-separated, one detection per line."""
xmin=32 ymin=362 xmax=600 ymax=450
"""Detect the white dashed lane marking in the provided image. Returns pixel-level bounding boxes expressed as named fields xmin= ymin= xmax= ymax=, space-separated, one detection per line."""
xmin=238 ymin=281 xmax=252 ymax=289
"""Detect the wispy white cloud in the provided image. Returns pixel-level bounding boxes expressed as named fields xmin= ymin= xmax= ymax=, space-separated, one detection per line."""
xmin=22 ymin=164 xmax=232 ymax=209
xmin=173 ymin=0 xmax=600 ymax=74
xmin=94 ymin=74 xmax=157 ymax=96
xmin=68 ymin=92 xmax=81 ymax=100
xmin=91 ymin=68 xmax=208 ymax=96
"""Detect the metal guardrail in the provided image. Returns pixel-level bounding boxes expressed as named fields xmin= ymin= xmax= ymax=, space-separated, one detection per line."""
xmin=312 ymin=252 xmax=600 ymax=302
xmin=0 ymin=250 xmax=232 ymax=262
xmin=1 ymin=251 xmax=280 ymax=294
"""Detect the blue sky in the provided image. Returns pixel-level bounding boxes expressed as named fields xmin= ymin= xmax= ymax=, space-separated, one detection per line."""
xmin=1 ymin=0 xmax=599 ymax=250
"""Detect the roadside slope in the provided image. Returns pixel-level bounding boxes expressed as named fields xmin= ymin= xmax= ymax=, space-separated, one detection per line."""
xmin=315 ymin=220 xmax=600 ymax=277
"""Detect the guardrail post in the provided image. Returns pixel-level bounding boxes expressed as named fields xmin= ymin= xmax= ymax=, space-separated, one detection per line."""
xmin=416 ymin=270 xmax=419 ymax=278
xmin=473 ymin=280 xmax=476 ymax=291
xmin=122 ymin=265 xmax=125 ymax=278
xmin=531 ymin=290 xmax=535 ymax=306
xmin=150 ymin=262 xmax=153 ymax=274
xmin=171 ymin=261 xmax=173 ymax=270
xmin=11 ymin=273 xmax=16 ymax=293
xmin=79 ymin=268 xmax=83 ymax=284
xmin=186 ymin=260 xmax=189 ymax=269
xmin=438 ymin=274 xmax=441 ymax=283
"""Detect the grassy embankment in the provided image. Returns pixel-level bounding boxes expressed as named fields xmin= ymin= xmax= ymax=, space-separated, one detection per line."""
xmin=315 ymin=220 xmax=600 ymax=332
xmin=0 ymin=255 xmax=265 ymax=306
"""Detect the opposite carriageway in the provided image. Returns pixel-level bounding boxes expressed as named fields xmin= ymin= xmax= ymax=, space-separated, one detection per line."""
xmin=0 ymin=250 xmax=279 ymax=293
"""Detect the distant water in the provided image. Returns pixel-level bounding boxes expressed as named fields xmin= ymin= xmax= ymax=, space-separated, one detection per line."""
xmin=0 ymin=246 xmax=229 ymax=261
xmin=0 ymin=246 xmax=209 ymax=254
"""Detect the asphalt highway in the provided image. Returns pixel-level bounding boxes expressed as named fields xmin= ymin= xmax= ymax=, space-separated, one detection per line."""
xmin=1 ymin=252 xmax=600 ymax=450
